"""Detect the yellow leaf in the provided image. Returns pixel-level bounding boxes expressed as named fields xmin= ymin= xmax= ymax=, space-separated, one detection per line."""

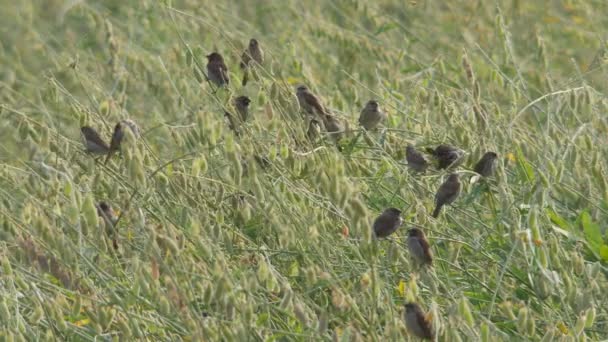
xmin=572 ymin=16 xmax=585 ymax=24
xmin=543 ymin=16 xmax=560 ymax=24
xmin=74 ymin=318 xmax=90 ymax=327
xmin=397 ymin=280 xmax=406 ymax=297
xmin=334 ymin=327 xmax=343 ymax=339
xmin=286 ymin=77 xmax=300 ymax=85
xmin=506 ymin=152 xmax=516 ymax=162
xmin=556 ymin=321 xmax=569 ymax=335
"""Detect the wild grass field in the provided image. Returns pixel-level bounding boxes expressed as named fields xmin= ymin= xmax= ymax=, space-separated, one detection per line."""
xmin=1 ymin=0 xmax=608 ymax=340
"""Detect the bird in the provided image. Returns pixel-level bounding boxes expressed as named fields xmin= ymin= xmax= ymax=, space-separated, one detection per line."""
xmin=322 ymin=114 xmax=344 ymax=143
xmin=240 ymin=38 xmax=264 ymax=86
xmin=97 ymin=201 xmax=118 ymax=227
xmin=206 ymin=52 xmax=229 ymax=87
xmin=307 ymin=118 xmax=322 ymax=142
xmin=358 ymin=100 xmax=386 ymax=131
xmin=406 ymin=228 xmax=433 ymax=266
xmin=225 ymin=96 xmax=251 ymax=136
xmin=296 ymin=85 xmax=326 ymax=117
xmin=426 ymin=144 xmax=464 ymax=169
xmin=104 ymin=119 xmax=139 ymax=164
xmin=234 ymin=96 xmax=251 ymax=122
xmin=432 ymin=173 xmax=461 ymax=218
xmin=404 ymin=303 xmax=434 ymax=340
xmin=97 ymin=201 xmax=119 ymax=250
xmin=372 ymin=208 xmax=403 ymax=238
xmin=81 ymin=126 xmax=110 ymax=154
xmin=473 ymin=151 xmax=498 ymax=177
xmin=406 ymin=144 xmax=428 ymax=172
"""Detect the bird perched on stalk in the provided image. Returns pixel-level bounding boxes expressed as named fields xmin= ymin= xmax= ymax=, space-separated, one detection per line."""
xmin=81 ymin=126 xmax=110 ymax=155
xmin=406 ymin=144 xmax=428 ymax=172
xmin=473 ymin=151 xmax=498 ymax=177
xmin=206 ymin=52 xmax=229 ymax=87
xmin=372 ymin=208 xmax=403 ymax=238
xmin=225 ymin=96 xmax=252 ymax=135
xmin=404 ymin=303 xmax=434 ymax=340
xmin=296 ymin=85 xmax=327 ymax=118
xmin=406 ymin=228 xmax=433 ymax=267
xmin=358 ymin=100 xmax=386 ymax=131
xmin=240 ymin=38 xmax=264 ymax=86
xmin=97 ymin=201 xmax=119 ymax=250
xmin=234 ymin=95 xmax=252 ymax=121
xmin=426 ymin=144 xmax=464 ymax=169
xmin=432 ymin=173 xmax=461 ymax=218
xmin=104 ymin=119 xmax=139 ymax=164
xmin=322 ymin=114 xmax=344 ymax=143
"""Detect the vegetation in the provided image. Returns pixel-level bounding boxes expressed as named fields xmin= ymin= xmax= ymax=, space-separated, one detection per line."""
xmin=1 ymin=0 xmax=607 ymax=340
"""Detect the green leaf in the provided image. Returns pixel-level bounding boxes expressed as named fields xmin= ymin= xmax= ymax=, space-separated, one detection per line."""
xmin=516 ymin=147 xmax=536 ymax=184
xmin=599 ymin=245 xmax=608 ymax=262
xmin=375 ymin=22 xmax=398 ymax=36
xmin=256 ymin=313 xmax=269 ymax=326
xmin=288 ymin=260 xmax=300 ymax=277
xmin=545 ymin=208 xmax=570 ymax=230
xmin=579 ymin=210 xmax=602 ymax=253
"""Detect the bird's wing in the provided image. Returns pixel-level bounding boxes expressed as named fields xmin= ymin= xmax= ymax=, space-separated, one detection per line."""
xmin=303 ymin=92 xmax=325 ymax=115
xmin=240 ymin=50 xmax=251 ymax=69
xmin=408 ymin=238 xmax=426 ymax=258
xmin=219 ymin=62 xmax=229 ymax=81
xmin=81 ymin=126 xmax=110 ymax=152
xmin=109 ymin=122 xmax=124 ymax=152
xmin=416 ymin=313 xmax=433 ymax=338
xmin=408 ymin=149 xmax=427 ymax=164
xmin=418 ymin=237 xmax=433 ymax=262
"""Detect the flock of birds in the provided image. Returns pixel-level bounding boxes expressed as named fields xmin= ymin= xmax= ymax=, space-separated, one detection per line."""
xmin=79 ymin=38 xmax=499 ymax=340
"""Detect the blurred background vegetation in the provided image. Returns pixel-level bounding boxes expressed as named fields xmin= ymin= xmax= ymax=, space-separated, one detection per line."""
xmin=1 ymin=0 xmax=607 ymax=340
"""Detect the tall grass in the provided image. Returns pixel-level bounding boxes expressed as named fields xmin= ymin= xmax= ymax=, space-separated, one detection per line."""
xmin=1 ymin=0 xmax=607 ymax=340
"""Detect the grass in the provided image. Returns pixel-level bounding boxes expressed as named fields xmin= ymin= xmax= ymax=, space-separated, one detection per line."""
xmin=1 ymin=0 xmax=607 ymax=340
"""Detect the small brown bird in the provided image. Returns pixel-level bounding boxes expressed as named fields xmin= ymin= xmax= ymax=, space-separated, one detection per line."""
xmin=206 ymin=52 xmax=229 ymax=87
xmin=426 ymin=144 xmax=464 ymax=169
xmin=81 ymin=126 xmax=110 ymax=154
xmin=406 ymin=144 xmax=428 ymax=172
xmin=372 ymin=208 xmax=403 ymax=238
xmin=105 ymin=119 xmax=139 ymax=164
xmin=307 ymin=118 xmax=322 ymax=141
xmin=404 ymin=303 xmax=434 ymax=340
xmin=358 ymin=100 xmax=386 ymax=131
xmin=406 ymin=228 xmax=433 ymax=266
xmin=432 ymin=173 xmax=461 ymax=218
xmin=234 ymin=96 xmax=251 ymax=121
xmin=296 ymin=85 xmax=326 ymax=117
xmin=473 ymin=151 xmax=498 ymax=177
xmin=97 ymin=201 xmax=118 ymax=250
xmin=240 ymin=38 xmax=264 ymax=86
xmin=322 ymin=114 xmax=344 ymax=143
xmin=225 ymin=96 xmax=251 ymax=135
xmin=97 ymin=201 xmax=118 ymax=227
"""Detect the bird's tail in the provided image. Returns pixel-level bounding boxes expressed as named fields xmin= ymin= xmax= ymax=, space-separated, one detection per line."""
xmin=242 ymin=70 xmax=249 ymax=86
xmin=431 ymin=205 xmax=442 ymax=218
